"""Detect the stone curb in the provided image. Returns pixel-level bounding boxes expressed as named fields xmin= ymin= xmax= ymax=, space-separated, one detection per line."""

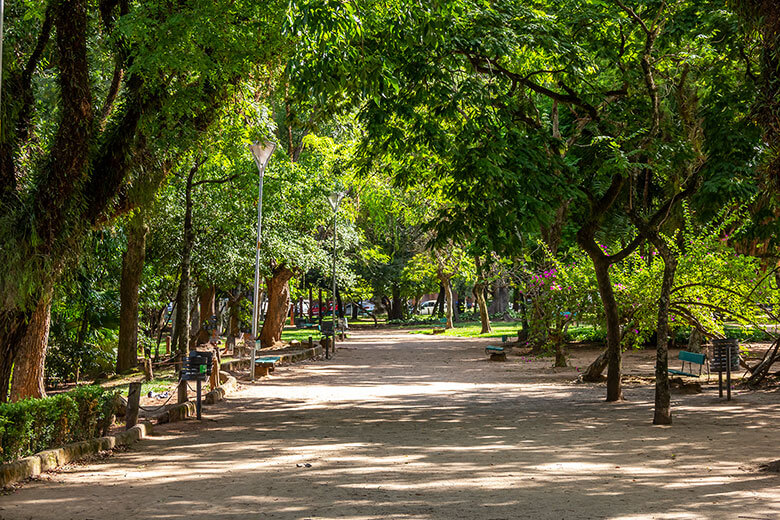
xmin=221 ymin=344 xmax=323 ymax=372
xmin=155 ymin=401 xmax=196 ymax=424
xmin=0 ymin=422 xmax=152 ymax=488
xmin=204 ymin=372 xmax=237 ymax=405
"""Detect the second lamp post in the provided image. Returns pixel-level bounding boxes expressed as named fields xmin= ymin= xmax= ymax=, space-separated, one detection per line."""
xmin=327 ymin=190 xmax=346 ymax=359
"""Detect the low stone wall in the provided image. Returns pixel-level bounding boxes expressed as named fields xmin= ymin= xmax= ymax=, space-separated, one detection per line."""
xmin=0 ymin=422 xmax=153 ymax=488
xmin=221 ymin=344 xmax=323 ymax=372
xmin=204 ymin=372 xmax=238 ymax=405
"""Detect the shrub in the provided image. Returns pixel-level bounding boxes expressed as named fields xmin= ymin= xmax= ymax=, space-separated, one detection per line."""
xmin=0 ymin=385 xmax=118 ymax=463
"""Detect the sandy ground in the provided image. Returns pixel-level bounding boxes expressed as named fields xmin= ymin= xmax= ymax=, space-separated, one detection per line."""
xmin=1 ymin=330 xmax=779 ymax=520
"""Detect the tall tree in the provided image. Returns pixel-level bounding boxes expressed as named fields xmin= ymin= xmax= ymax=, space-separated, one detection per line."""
xmin=0 ymin=0 xmax=287 ymax=400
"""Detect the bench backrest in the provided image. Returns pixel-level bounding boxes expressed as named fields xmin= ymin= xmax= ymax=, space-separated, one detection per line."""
xmin=678 ymin=350 xmax=705 ymax=365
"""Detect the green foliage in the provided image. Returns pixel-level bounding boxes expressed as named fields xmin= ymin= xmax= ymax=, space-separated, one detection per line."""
xmin=607 ymin=205 xmax=769 ymax=346
xmin=521 ymin=245 xmax=599 ymax=347
xmin=47 ymin=232 xmax=123 ymax=383
xmin=0 ymin=386 xmax=117 ymax=462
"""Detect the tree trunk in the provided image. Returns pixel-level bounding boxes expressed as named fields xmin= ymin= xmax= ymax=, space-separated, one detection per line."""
xmin=591 ymin=258 xmax=623 ymax=401
xmin=226 ymin=289 xmax=242 ymax=354
xmin=308 ymin=286 xmax=313 ymax=322
xmin=553 ymin=335 xmax=567 ymax=367
xmin=336 ymin=288 xmax=345 ymax=319
xmin=387 ymin=285 xmax=403 ymax=320
xmin=318 ymin=288 xmax=323 ymax=325
xmin=10 ymin=287 xmax=53 ymax=401
xmin=197 ymin=283 xmax=216 ymax=340
xmin=442 ymin=276 xmax=454 ymax=329
xmin=581 ymin=349 xmax=609 ymax=382
xmin=652 ymin=241 xmax=677 ymax=425
xmin=259 ymin=265 xmax=294 ymax=348
xmin=435 ymin=284 xmax=445 ymax=317
xmin=116 ymin=210 xmax=148 ymax=373
xmin=452 ymin=289 xmax=459 ymax=322
xmin=474 ymin=256 xmax=491 ymax=334
xmin=475 ymin=283 xmax=491 ymax=334
xmin=175 ymin=166 xmax=197 ymax=404
xmin=687 ymin=328 xmax=704 ymax=353
xmin=0 ymin=311 xmax=32 ymax=402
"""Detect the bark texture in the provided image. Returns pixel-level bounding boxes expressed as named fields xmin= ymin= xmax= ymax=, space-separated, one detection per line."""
xmin=116 ymin=210 xmax=148 ymax=373
xmin=10 ymin=288 xmax=53 ymax=401
xmin=441 ymin=276 xmax=454 ymax=329
xmin=259 ymin=266 xmax=294 ymax=348
xmin=653 ymin=247 xmax=676 ymax=425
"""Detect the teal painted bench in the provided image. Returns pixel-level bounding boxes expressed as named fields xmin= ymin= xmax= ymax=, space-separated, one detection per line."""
xmin=485 ymin=346 xmax=506 ymax=361
xmin=254 ymin=355 xmax=283 ymax=377
xmin=668 ymin=350 xmax=708 ymax=379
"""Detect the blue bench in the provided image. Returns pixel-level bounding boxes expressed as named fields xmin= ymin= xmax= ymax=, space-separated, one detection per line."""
xmin=485 ymin=346 xmax=506 ymax=361
xmin=254 ymin=356 xmax=282 ymax=377
xmin=668 ymin=350 xmax=708 ymax=379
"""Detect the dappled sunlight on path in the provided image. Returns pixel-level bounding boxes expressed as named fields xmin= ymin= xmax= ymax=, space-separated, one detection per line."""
xmin=1 ymin=330 xmax=778 ymax=519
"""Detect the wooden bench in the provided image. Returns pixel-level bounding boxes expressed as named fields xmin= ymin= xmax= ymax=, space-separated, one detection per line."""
xmin=485 ymin=346 xmax=507 ymax=361
xmin=668 ymin=350 xmax=708 ymax=379
xmin=254 ymin=356 xmax=282 ymax=377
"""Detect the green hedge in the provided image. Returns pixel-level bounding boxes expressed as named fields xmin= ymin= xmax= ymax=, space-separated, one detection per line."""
xmin=0 ymin=385 xmax=117 ymax=463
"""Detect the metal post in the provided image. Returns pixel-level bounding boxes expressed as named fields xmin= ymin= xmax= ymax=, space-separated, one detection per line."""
xmin=726 ymin=344 xmax=732 ymax=401
xmin=196 ymin=379 xmax=202 ymax=419
xmin=248 ymin=142 xmax=275 ymax=382
xmin=251 ymin=169 xmax=263 ymax=381
xmin=332 ymin=207 xmax=337 ymax=357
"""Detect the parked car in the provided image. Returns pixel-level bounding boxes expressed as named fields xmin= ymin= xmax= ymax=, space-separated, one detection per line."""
xmin=345 ymin=301 xmax=376 ymax=315
xmin=310 ymin=302 xmax=340 ymax=315
xmin=418 ymin=300 xmax=438 ymax=315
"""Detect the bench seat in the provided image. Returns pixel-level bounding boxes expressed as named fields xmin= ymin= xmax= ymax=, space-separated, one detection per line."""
xmin=254 ymin=356 xmax=282 ymax=377
xmin=667 ymin=350 xmax=708 ymax=380
xmin=485 ymin=345 xmax=507 ymax=361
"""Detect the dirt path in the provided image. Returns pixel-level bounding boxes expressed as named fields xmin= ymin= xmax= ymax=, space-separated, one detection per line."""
xmin=1 ymin=330 xmax=779 ymax=519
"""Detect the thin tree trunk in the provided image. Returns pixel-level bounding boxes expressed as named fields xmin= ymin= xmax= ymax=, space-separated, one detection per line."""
xmin=259 ymin=266 xmax=294 ymax=348
xmin=435 ymin=284 xmax=445 ymax=317
xmin=175 ymin=166 xmax=197 ymax=403
xmin=387 ymin=285 xmax=403 ymax=320
xmin=581 ymin=349 xmax=609 ymax=382
xmin=117 ymin=209 xmax=148 ymax=373
xmin=336 ymin=288 xmax=345 ymax=319
xmin=650 ymin=238 xmax=677 ymax=425
xmin=197 ymin=283 xmax=216 ymax=338
xmin=10 ymin=286 xmax=54 ymax=401
xmin=308 ymin=286 xmax=313 ymax=322
xmin=553 ymin=334 xmax=567 ymax=367
xmin=476 ymin=284 xmax=491 ymax=334
xmin=592 ymin=258 xmax=623 ymax=401
xmin=474 ymin=255 xmax=492 ymax=334
xmin=225 ymin=288 xmax=242 ymax=354
xmin=442 ymin=276 xmax=454 ymax=329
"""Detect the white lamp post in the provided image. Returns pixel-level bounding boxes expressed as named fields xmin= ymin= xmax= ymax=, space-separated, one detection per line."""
xmin=248 ymin=141 xmax=276 ymax=381
xmin=327 ymin=190 xmax=346 ymax=359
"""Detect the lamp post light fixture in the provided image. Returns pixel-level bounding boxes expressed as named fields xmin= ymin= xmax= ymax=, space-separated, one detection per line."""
xmin=248 ymin=141 xmax=276 ymax=381
xmin=327 ymin=190 xmax=347 ymax=359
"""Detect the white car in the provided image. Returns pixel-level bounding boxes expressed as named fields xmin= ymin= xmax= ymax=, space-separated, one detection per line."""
xmin=418 ymin=301 xmax=438 ymax=315
xmin=345 ymin=301 xmax=376 ymax=315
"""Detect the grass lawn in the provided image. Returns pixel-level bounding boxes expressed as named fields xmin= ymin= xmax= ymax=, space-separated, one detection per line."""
xmin=281 ymin=328 xmax=322 ymax=342
xmin=408 ymin=321 xmax=523 ymax=339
